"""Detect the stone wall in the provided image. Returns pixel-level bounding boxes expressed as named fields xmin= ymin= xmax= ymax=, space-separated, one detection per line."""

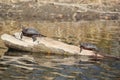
xmin=0 ymin=0 xmax=119 ymax=21
xmin=0 ymin=0 xmax=119 ymax=5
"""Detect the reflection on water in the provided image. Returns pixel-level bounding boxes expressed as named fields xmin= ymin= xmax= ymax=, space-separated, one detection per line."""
xmin=0 ymin=52 xmax=120 ymax=80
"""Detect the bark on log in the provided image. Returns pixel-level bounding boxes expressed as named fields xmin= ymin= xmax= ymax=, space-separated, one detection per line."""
xmin=1 ymin=33 xmax=103 ymax=57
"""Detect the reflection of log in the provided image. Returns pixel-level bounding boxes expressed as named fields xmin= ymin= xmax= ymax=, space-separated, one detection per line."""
xmin=1 ymin=33 xmax=103 ymax=57
xmin=0 ymin=55 xmax=35 ymax=70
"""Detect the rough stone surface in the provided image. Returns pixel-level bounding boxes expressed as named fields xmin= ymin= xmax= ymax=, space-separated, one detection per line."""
xmin=0 ymin=0 xmax=119 ymax=21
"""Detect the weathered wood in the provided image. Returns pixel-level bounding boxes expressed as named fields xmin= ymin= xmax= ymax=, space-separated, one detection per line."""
xmin=1 ymin=33 xmax=103 ymax=57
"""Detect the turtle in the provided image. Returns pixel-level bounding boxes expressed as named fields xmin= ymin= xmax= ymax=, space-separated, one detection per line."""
xmin=80 ymin=42 xmax=99 ymax=58
xmin=20 ymin=26 xmax=45 ymax=42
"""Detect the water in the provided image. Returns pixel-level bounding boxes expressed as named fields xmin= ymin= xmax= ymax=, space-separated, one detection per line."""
xmin=0 ymin=20 xmax=120 ymax=80
xmin=0 ymin=52 xmax=120 ymax=80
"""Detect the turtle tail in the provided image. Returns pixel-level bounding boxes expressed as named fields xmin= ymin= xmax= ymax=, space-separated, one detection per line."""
xmin=39 ymin=34 xmax=46 ymax=37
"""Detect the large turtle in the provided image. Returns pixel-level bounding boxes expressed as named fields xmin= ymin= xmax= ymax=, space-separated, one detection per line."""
xmin=80 ymin=42 xmax=99 ymax=58
xmin=20 ymin=26 xmax=45 ymax=42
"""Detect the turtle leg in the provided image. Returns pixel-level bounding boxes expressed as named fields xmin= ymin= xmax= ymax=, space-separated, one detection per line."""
xmin=95 ymin=52 xmax=97 ymax=60
xmin=80 ymin=47 xmax=83 ymax=53
xmin=94 ymin=51 xmax=98 ymax=60
xmin=93 ymin=47 xmax=99 ymax=60
xmin=20 ymin=32 xmax=23 ymax=40
xmin=32 ymin=35 xmax=37 ymax=42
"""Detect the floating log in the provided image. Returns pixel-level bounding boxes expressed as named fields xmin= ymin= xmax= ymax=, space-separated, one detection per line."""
xmin=1 ymin=33 xmax=103 ymax=57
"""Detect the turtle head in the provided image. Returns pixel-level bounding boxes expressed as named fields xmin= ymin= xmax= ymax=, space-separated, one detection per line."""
xmin=20 ymin=25 xmax=26 ymax=30
xmin=93 ymin=46 xmax=99 ymax=52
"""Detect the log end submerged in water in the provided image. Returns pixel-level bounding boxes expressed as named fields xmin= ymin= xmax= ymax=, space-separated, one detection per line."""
xmin=1 ymin=33 xmax=103 ymax=57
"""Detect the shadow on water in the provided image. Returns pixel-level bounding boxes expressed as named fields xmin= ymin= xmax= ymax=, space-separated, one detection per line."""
xmin=0 ymin=20 xmax=120 ymax=80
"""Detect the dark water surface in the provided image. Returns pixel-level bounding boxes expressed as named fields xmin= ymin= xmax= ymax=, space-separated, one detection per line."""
xmin=0 ymin=52 xmax=120 ymax=80
xmin=0 ymin=20 xmax=120 ymax=80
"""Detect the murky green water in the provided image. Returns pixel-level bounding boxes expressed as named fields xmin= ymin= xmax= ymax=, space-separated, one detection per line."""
xmin=0 ymin=20 xmax=120 ymax=80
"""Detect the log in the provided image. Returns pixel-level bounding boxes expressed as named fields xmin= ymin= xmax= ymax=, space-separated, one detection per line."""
xmin=1 ymin=33 xmax=103 ymax=57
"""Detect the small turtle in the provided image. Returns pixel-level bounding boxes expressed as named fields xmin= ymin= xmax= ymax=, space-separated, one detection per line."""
xmin=80 ymin=42 xmax=99 ymax=58
xmin=20 ymin=26 xmax=45 ymax=42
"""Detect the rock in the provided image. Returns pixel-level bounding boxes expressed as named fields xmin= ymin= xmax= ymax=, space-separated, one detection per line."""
xmin=1 ymin=33 xmax=103 ymax=57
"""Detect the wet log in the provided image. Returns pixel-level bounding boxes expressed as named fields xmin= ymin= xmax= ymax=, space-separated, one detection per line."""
xmin=1 ymin=33 xmax=103 ymax=57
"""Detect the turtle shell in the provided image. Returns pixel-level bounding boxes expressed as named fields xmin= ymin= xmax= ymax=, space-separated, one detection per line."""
xmin=80 ymin=43 xmax=99 ymax=51
xmin=22 ymin=28 xmax=39 ymax=35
